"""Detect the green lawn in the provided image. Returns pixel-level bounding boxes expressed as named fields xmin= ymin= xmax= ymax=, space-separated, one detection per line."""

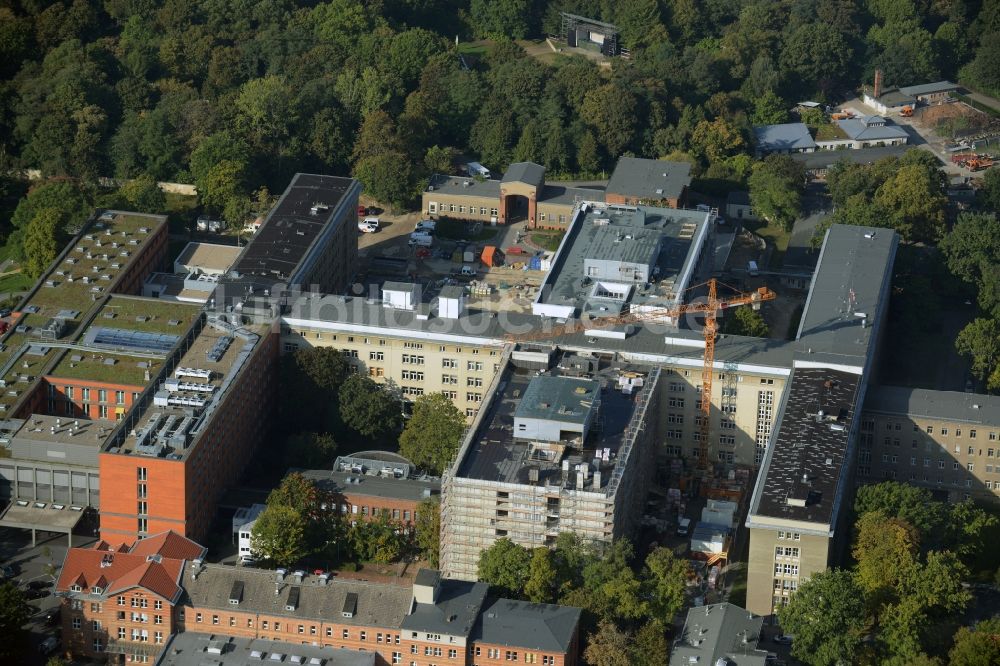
xmin=530 ymin=231 xmax=565 ymax=252
xmin=165 ymin=192 xmax=198 ymax=213
xmin=96 ymin=296 xmax=200 ymax=334
xmin=434 ymin=217 xmax=499 ymax=242
xmin=0 ymin=271 xmax=32 ymax=295
xmin=743 ymin=220 xmax=791 ymax=267
xmin=50 ymin=351 xmax=157 ymax=386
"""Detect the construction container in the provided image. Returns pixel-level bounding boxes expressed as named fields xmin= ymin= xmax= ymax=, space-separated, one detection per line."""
xmin=463 ymin=250 xmax=475 ymax=264
xmin=481 ymin=245 xmax=504 ymax=267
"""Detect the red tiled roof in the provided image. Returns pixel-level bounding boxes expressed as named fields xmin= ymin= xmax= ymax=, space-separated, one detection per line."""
xmin=105 ymin=559 xmax=183 ymax=602
xmin=129 ymin=530 xmax=205 ymax=561
xmin=56 ymin=532 xmax=202 ymax=603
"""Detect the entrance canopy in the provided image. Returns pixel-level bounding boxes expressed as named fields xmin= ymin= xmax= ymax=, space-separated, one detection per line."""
xmin=0 ymin=499 xmax=88 ymax=546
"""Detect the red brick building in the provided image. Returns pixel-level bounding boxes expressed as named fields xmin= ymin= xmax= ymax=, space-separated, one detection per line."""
xmin=299 ymin=466 xmax=440 ymax=528
xmin=55 ymin=530 xmax=205 ymax=663
xmin=57 ymin=537 xmax=581 ymax=666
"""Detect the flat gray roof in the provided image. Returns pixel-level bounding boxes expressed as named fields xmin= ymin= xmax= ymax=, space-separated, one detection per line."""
xmin=751 ymin=368 xmax=860 ymax=526
xmin=282 ymin=292 xmax=798 ymax=372
xmin=864 ymin=386 xmax=1000 ymax=427
xmin=155 ymin=633 xmax=375 ymax=666
xmin=457 ymin=354 xmax=654 ymax=487
xmin=537 ymin=204 xmax=709 ymax=317
xmin=792 ymin=144 xmax=910 ymax=170
xmin=899 ymin=81 xmax=958 ymax=96
xmin=473 ymin=598 xmax=582 ymax=653
xmin=606 ymin=157 xmax=691 ymax=201
xmin=428 ymin=174 xmax=502 ymax=198
xmin=871 ymin=88 xmax=915 ymax=107
xmin=795 ymin=224 xmax=897 ymax=365
xmin=670 ymin=603 xmax=767 ymax=666
xmin=297 ymin=469 xmax=440 ymax=503
xmin=753 ymin=123 xmax=817 ymax=152
xmin=515 ymin=376 xmax=600 ymax=425
xmin=233 ymin=173 xmax=356 ymax=283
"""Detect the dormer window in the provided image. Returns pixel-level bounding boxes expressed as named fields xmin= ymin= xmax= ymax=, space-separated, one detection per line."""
xmin=70 ymin=584 xmax=82 ymax=592
xmin=92 ymin=586 xmax=103 ymax=594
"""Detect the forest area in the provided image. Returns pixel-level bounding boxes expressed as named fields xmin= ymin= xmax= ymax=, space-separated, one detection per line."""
xmin=0 ymin=0 xmax=998 ymax=226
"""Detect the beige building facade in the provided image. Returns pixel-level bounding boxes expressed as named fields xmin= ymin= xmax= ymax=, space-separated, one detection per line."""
xmin=859 ymin=387 xmax=1000 ymax=504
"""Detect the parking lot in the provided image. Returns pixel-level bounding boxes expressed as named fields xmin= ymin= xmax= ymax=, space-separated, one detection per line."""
xmin=1 ymin=527 xmax=96 ymax=663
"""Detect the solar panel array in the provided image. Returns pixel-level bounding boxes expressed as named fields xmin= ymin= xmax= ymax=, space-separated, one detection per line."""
xmin=207 ymin=336 xmax=232 ymax=362
xmin=92 ymin=327 xmax=178 ymax=354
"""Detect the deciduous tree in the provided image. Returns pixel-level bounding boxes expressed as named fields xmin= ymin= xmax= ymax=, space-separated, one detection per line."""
xmin=777 ymin=569 xmax=866 ymax=666
xmin=949 ymin=617 xmax=1000 ymax=666
xmin=338 ymin=374 xmax=402 ymax=438
xmin=524 ymin=547 xmax=556 ymax=603
xmin=583 ymin=620 xmax=631 ymax=666
xmin=748 ymin=155 xmax=805 ymax=231
xmin=251 ymin=504 xmax=308 ymax=567
xmin=477 ymin=538 xmax=530 ymax=598
xmin=642 ymin=547 xmax=687 ymax=621
xmin=0 ymin=581 xmax=29 ymax=662
xmin=955 ymin=318 xmax=1000 ymax=392
xmin=414 ymin=497 xmax=440 ymax=568
xmin=399 ymin=393 xmax=465 ymax=474
xmin=23 ymin=207 xmax=65 ymax=279
xmin=119 ymin=174 xmax=166 ymax=213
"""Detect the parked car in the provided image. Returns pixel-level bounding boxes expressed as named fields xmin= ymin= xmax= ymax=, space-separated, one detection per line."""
xmin=676 ymin=517 xmax=691 ymax=537
xmin=0 ymin=564 xmax=15 ymax=579
xmin=39 ymin=637 xmax=59 ymax=655
xmin=773 ymin=635 xmax=794 ymax=645
xmin=460 ymin=265 xmax=476 ymax=277
xmin=44 ymin=607 xmax=60 ymax=626
xmin=26 ymin=580 xmax=50 ymax=590
xmin=0 ymin=309 xmax=11 ymax=318
xmin=22 ymin=587 xmax=49 ymax=600
xmin=408 ymin=233 xmax=433 ymax=247
xmin=415 ymin=219 xmax=437 ymax=232
xmin=358 ymin=218 xmax=379 ymax=233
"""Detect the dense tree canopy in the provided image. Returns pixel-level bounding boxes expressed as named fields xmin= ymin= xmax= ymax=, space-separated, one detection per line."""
xmin=399 ymin=392 xmax=466 ymax=474
xmin=0 ymin=0 xmax=992 ymax=225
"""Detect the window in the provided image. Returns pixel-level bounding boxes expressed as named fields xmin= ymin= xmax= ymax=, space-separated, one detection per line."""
xmin=370 ymin=351 xmax=384 ymax=361
xmin=393 ymin=654 xmax=402 ymax=664
xmin=137 ymin=517 xmax=147 ymax=533
xmin=361 ymin=631 xmax=367 ymax=641
xmin=137 ymin=467 xmax=147 ymax=481
xmin=196 ymin=613 xmax=203 ymax=623
xmin=154 ymin=600 xmax=162 ymax=610
xmin=343 ymin=630 xmax=349 ymax=639
xmin=93 ymin=639 xmax=104 ymax=653
xmin=119 ymin=627 xmax=126 ymax=639
xmin=212 ymin=615 xmax=219 ymax=625
xmin=73 ymin=617 xmax=81 ymax=629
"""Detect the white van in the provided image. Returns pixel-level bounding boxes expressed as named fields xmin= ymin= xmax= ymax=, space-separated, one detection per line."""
xmin=358 ymin=217 xmax=379 ymax=233
xmin=465 ymin=162 xmax=491 ymax=179
xmin=409 ymin=233 xmax=433 ymax=247
xmin=677 ymin=517 xmax=692 ymax=536
xmin=415 ymin=219 xmax=437 ymax=232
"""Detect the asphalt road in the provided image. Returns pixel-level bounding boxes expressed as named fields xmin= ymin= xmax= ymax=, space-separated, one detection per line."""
xmin=1 ymin=527 xmax=98 ymax=664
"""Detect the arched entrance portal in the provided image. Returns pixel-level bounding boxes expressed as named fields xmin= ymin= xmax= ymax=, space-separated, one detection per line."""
xmin=499 ymin=162 xmax=544 ymax=227
xmin=501 ymin=193 xmax=534 ymax=225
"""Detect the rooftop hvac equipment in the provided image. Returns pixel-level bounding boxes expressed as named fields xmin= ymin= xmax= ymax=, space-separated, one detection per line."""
xmin=207 ymin=336 xmax=233 ymax=362
xmin=164 ymin=377 xmax=215 ymax=393
xmin=176 ymin=367 xmax=212 ymax=380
